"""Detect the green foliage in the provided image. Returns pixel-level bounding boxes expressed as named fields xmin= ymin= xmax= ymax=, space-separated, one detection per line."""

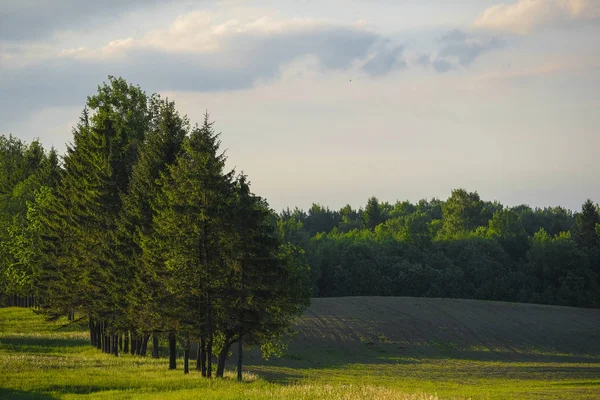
xmin=487 ymin=209 xmax=529 ymax=260
xmin=440 ymin=188 xmax=488 ymax=238
xmin=0 ymin=138 xmax=59 ymax=301
xmin=0 ymin=78 xmax=312 ymax=373
xmin=575 ymin=199 xmax=600 ymax=249
xmin=279 ymin=193 xmax=599 ymax=308
xmin=363 ymin=196 xmax=385 ymax=230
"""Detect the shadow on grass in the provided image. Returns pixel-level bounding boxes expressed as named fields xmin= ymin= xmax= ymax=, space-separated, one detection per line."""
xmin=0 ymin=336 xmax=89 ymax=353
xmin=0 ymin=388 xmax=58 ymax=399
xmin=243 ymin=341 xmax=600 ymax=384
xmin=44 ymin=385 xmax=111 ymax=395
xmin=551 ymin=380 xmax=600 ymax=387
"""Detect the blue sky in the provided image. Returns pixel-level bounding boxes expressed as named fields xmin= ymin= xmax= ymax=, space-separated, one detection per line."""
xmin=1 ymin=0 xmax=599 ymax=211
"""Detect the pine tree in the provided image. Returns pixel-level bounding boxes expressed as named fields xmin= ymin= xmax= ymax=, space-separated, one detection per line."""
xmin=575 ymin=199 xmax=600 ymax=249
xmin=148 ymin=112 xmax=234 ymax=375
xmin=120 ymin=95 xmax=188 ymax=352
xmin=363 ymin=197 xmax=384 ymax=230
xmin=37 ymin=77 xmax=150 ymax=348
xmin=213 ymin=174 xmax=311 ymax=379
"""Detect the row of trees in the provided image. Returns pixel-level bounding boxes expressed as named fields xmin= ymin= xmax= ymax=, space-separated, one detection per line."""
xmin=0 ymin=77 xmax=311 ymax=378
xmin=278 ymin=190 xmax=600 ymax=308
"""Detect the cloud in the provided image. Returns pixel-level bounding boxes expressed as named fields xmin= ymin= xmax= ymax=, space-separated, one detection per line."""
xmin=474 ymin=0 xmax=600 ymax=34
xmin=0 ymin=0 xmax=161 ymax=41
xmin=438 ymin=29 xmax=503 ymax=67
xmin=0 ymin=12 xmax=397 ymax=126
xmin=432 ymin=59 xmax=455 ymax=73
xmin=418 ymin=29 xmax=503 ymax=73
xmin=362 ymin=44 xmax=407 ymax=76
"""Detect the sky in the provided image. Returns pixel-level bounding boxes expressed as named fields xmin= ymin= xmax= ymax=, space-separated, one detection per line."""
xmin=1 ymin=0 xmax=599 ymax=212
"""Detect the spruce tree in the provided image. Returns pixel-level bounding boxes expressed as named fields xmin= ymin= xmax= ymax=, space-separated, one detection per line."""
xmin=148 ymin=112 xmax=234 ymax=375
xmin=213 ymin=174 xmax=311 ymax=379
xmin=575 ymin=199 xmax=600 ymax=249
xmin=120 ymin=95 xmax=188 ymax=351
xmin=37 ymin=77 xmax=150 ymax=346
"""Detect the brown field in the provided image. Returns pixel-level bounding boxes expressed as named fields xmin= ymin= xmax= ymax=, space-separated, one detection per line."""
xmin=291 ymin=297 xmax=600 ymax=357
xmin=246 ymin=297 xmax=600 ymax=389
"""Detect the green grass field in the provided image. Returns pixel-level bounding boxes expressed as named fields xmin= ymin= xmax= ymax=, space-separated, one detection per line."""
xmin=1 ymin=297 xmax=600 ymax=399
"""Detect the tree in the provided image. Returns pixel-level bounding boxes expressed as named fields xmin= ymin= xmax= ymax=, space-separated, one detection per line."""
xmin=37 ymin=77 xmax=150 ymax=355
xmin=148 ymin=112 xmax=234 ymax=375
xmin=363 ymin=196 xmax=385 ymax=229
xmin=440 ymin=189 xmax=487 ymax=238
xmin=0 ymin=138 xmax=57 ymax=305
xmin=304 ymin=204 xmax=340 ymax=236
xmin=487 ymin=209 xmax=529 ymax=260
xmin=337 ymin=204 xmax=362 ymax=233
xmin=119 ymin=95 xmax=188 ymax=358
xmin=524 ymin=229 xmax=595 ymax=306
xmin=575 ymin=199 xmax=600 ymax=249
xmin=212 ymin=175 xmax=311 ymax=379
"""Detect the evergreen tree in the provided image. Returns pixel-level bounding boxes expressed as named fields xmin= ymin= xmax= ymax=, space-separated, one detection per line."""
xmin=575 ymin=199 xmax=600 ymax=249
xmin=37 ymin=77 xmax=150 ymax=349
xmin=363 ymin=196 xmax=384 ymax=230
xmin=119 ymin=95 xmax=188 ymax=349
xmin=148 ymin=112 xmax=234 ymax=375
xmin=212 ymin=174 xmax=311 ymax=379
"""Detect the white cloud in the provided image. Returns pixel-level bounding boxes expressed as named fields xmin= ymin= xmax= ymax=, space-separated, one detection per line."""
xmin=474 ymin=0 xmax=600 ymax=34
xmin=39 ymin=11 xmax=372 ymax=63
xmin=140 ymin=12 xmax=331 ymax=54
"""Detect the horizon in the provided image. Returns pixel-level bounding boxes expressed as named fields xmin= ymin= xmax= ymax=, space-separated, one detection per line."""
xmin=2 ymin=0 xmax=599 ymax=212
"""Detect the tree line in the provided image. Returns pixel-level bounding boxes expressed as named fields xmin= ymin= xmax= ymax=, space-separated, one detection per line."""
xmin=0 ymin=77 xmax=311 ymax=379
xmin=279 ymin=191 xmax=600 ymax=308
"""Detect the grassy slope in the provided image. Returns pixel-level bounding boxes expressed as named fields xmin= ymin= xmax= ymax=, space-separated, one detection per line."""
xmin=1 ymin=298 xmax=599 ymax=399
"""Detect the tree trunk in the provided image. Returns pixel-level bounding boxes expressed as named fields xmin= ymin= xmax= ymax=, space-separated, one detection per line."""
xmin=136 ymin=335 xmax=143 ymax=356
xmin=89 ymin=318 xmax=95 ymax=346
xmin=96 ymin=322 xmax=102 ymax=350
xmin=216 ymin=342 xmax=232 ymax=378
xmin=140 ymin=334 xmax=150 ymax=356
xmin=103 ymin=322 xmax=109 ymax=353
xmin=112 ymin=335 xmax=119 ymax=356
xmin=152 ymin=333 xmax=159 ymax=358
xmin=124 ymin=332 xmax=129 ymax=354
xmin=168 ymin=331 xmax=177 ymax=370
xmin=200 ymin=337 xmax=207 ymax=377
xmin=196 ymin=340 xmax=202 ymax=371
xmin=119 ymin=334 xmax=123 ymax=352
xmin=183 ymin=339 xmax=190 ymax=375
xmin=238 ymin=267 xmax=244 ymax=382
xmin=130 ymin=335 xmax=137 ymax=356
xmin=207 ymin=296 xmax=213 ymax=378
xmin=237 ymin=334 xmax=243 ymax=382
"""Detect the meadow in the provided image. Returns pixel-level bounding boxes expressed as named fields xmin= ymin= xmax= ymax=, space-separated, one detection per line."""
xmin=1 ymin=297 xmax=599 ymax=400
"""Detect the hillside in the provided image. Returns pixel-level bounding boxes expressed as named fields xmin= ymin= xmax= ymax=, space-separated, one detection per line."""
xmin=248 ymin=297 xmax=600 ymax=371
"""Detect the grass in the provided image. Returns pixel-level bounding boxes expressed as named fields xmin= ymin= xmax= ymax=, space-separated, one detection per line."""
xmin=1 ymin=298 xmax=600 ymax=399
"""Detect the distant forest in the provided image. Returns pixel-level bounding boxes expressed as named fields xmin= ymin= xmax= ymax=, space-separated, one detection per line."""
xmin=280 ymin=191 xmax=600 ymax=308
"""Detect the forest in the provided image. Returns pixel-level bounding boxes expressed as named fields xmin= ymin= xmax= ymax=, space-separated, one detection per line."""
xmin=0 ymin=77 xmax=311 ymax=379
xmin=1 ymin=76 xmax=599 ymax=380
xmin=279 ymin=191 xmax=600 ymax=308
